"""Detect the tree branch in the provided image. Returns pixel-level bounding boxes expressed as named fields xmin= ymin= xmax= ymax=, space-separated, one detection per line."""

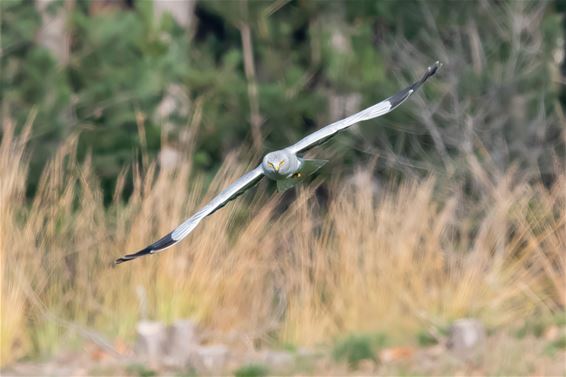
xmin=239 ymin=0 xmax=264 ymax=154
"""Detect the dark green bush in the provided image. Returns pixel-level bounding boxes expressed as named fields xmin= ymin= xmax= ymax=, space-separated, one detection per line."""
xmin=233 ymin=363 xmax=269 ymax=377
xmin=332 ymin=333 xmax=387 ymax=368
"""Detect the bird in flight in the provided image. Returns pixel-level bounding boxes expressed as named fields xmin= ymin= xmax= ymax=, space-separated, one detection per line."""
xmin=115 ymin=61 xmax=441 ymax=264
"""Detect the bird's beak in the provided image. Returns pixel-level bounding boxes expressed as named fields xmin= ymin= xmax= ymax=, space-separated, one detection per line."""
xmin=268 ymin=162 xmax=279 ymax=172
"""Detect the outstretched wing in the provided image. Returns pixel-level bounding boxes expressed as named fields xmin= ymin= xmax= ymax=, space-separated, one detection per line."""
xmin=288 ymin=61 xmax=441 ymax=154
xmin=114 ymin=166 xmax=264 ymax=264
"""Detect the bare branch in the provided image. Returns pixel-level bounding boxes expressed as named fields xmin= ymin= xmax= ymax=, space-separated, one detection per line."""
xmin=239 ymin=0 xmax=264 ymax=154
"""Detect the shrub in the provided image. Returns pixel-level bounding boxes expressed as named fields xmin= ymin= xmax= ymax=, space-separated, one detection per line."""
xmin=332 ymin=333 xmax=387 ymax=368
xmin=234 ymin=363 xmax=269 ymax=377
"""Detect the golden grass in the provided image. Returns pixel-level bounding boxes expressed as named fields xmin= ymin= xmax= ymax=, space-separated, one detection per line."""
xmin=0 ymin=121 xmax=564 ymax=366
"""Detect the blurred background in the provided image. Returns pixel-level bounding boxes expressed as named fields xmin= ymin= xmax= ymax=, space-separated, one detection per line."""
xmin=1 ymin=0 xmax=565 ymax=375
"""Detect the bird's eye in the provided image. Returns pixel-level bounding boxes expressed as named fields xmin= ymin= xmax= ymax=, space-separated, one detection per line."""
xmin=279 ymin=160 xmax=285 ymax=167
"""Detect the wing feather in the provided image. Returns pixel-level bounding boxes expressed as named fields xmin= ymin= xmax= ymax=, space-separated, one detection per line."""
xmin=114 ymin=166 xmax=264 ymax=264
xmin=288 ymin=61 xmax=441 ymax=154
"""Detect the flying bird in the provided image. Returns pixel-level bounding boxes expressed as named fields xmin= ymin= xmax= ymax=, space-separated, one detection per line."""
xmin=115 ymin=61 xmax=441 ymax=264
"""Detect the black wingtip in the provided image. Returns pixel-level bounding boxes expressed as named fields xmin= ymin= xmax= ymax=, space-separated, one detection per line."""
xmin=114 ymin=246 xmax=153 ymax=265
xmin=421 ymin=60 xmax=442 ymax=83
xmin=113 ymin=232 xmax=177 ymax=265
xmin=388 ymin=61 xmax=442 ymax=109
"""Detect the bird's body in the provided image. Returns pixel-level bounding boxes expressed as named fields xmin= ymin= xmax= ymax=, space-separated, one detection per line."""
xmin=115 ymin=61 xmax=441 ymax=264
xmin=261 ymin=149 xmax=302 ymax=180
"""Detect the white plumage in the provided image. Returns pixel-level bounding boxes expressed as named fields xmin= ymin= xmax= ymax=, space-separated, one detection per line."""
xmin=115 ymin=61 xmax=441 ymax=264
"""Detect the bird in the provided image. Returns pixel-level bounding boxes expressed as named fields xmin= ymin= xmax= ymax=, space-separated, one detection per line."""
xmin=114 ymin=61 xmax=441 ymax=264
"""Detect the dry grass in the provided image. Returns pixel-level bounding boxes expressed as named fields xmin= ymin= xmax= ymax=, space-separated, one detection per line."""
xmin=0 ymin=120 xmax=564 ymax=366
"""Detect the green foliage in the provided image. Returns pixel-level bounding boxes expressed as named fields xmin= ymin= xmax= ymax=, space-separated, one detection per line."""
xmin=1 ymin=0 xmax=564 ymax=199
xmin=515 ymin=320 xmax=544 ymax=339
xmin=544 ymin=335 xmax=566 ymax=356
xmin=1 ymin=0 xmax=72 ymax=193
xmin=174 ymin=367 xmax=198 ymax=377
xmin=553 ymin=312 xmax=566 ymax=327
xmin=126 ymin=363 xmax=158 ymax=377
xmin=331 ymin=333 xmax=387 ymax=368
xmin=278 ymin=342 xmax=297 ymax=352
xmin=514 ymin=313 xmax=566 ymax=339
xmin=70 ymin=3 xmax=189 ymax=194
xmin=233 ymin=363 xmax=269 ymax=377
xmin=416 ymin=330 xmax=439 ymax=347
xmin=549 ymin=335 xmax=566 ymax=349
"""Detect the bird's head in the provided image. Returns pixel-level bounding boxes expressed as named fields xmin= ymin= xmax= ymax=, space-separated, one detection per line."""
xmin=262 ymin=150 xmax=294 ymax=176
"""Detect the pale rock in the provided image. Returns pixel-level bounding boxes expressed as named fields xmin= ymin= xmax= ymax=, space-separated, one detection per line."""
xmin=330 ymin=29 xmax=351 ymax=54
xmin=135 ymin=321 xmax=167 ymax=367
xmin=163 ymin=319 xmax=199 ymax=367
xmin=297 ymin=347 xmax=319 ymax=358
xmin=447 ymin=318 xmax=486 ymax=360
xmin=159 ymin=146 xmax=181 ymax=170
xmin=35 ymin=0 xmax=71 ymax=65
xmin=345 ymin=169 xmax=381 ymax=197
xmin=261 ymin=350 xmax=295 ymax=372
xmin=192 ymin=344 xmax=230 ymax=374
xmin=153 ymin=0 xmax=196 ymax=29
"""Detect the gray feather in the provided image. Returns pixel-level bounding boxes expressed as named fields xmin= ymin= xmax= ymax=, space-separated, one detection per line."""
xmin=288 ymin=61 xmax=441 ymax=154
